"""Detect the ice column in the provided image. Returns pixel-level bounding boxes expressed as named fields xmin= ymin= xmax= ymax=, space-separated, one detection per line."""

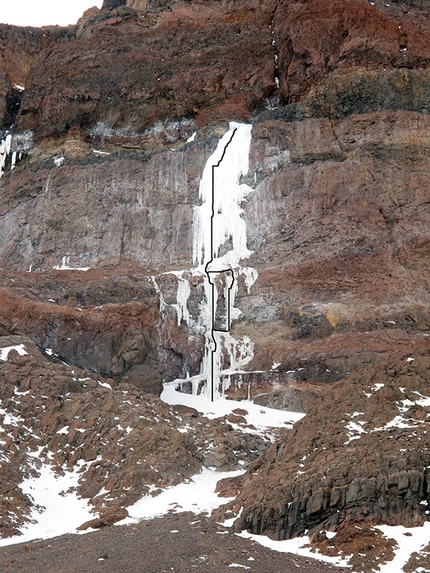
xmin=193 ymin=123 xmax=253 ymax=269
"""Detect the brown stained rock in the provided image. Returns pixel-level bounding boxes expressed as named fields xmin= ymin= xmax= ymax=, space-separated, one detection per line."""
xmin=0 ymin=270 xmax=203 ymax=391
xmin=0 ymin=0 xmax=427 ymax=137
xmin=226 ymin=413 xmax=247 ymax=425
xmin=404 ymin=541 xmax=430 ymax=573
xmin=171 ymin=404 xmax=199 ymax=418
xmin=232 ymin=408 xmax=248 ymax=416
xmin=308 ymin=519 xmax=399 ymax=572
xmin=1 ymin=109 xmax=429 ymax=403
xmin=0 ymin=25 xmax=75 ymax=129
xmin=77 ymin=507 xmax=129 ymax=530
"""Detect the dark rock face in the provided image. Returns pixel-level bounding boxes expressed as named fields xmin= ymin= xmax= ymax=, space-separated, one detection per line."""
xmin=0 ymin=269 xmax=206 ymax=394
xmin=0 ymin=25 xmax=74 ymax=129
xmin=2 ymin=0 xmax=427 ymax=138
xmin=103 ymin=0 xmax=127 ymax=9
xmin=0 ymin=0 xmax=429 ymax=550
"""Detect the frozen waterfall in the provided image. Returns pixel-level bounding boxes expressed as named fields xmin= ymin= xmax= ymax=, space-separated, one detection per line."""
xmin=156 ymin=122 xmax=258 ymax=400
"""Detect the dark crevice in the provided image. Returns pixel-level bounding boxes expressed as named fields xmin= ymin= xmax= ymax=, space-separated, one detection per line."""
xmin=4 ymin=89 xmax=22 ymax=129
xmin=268 ymin=3 xmax=281 ymax=92
xmin=102 ymin=0 xmax=127 ymax=10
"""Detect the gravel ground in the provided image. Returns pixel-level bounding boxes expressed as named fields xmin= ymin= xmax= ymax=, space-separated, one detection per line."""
xmin=0 ymin=513 xmax=348 ymax=573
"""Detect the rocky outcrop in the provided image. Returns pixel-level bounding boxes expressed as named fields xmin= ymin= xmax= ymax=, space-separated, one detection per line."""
xmin=1 ymin=0 xmax=427 ymax=138
xmin=0 ymin=335 xmax=272 ymax=536
xmin=0 ymin=25 xmax=74 ymax=128
xmin=230 ymin=109 xmax=430 ymax=397
xmin=0 ymin=0 xmax=429 ymax=553
xmin=215 ymin=353 xmax=430 ymax=538
xmin=0 ymin=269 xmax=207 ymax=394
xmin=0 ymin=110 xmax=429 ymax=393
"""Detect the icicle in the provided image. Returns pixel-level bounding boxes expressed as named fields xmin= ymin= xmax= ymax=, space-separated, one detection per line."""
xmin=0 ymin=134 xmax=12 ymax=178
xmin=173 ymin=276 xmax=191 ymax=326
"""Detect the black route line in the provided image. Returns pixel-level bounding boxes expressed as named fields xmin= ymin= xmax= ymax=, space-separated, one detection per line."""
xmin=205 ymin=127 xmax=238 ymax=401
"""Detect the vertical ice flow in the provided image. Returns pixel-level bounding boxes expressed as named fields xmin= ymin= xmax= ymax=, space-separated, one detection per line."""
xmin=156 ymin=122 xmax=258 ymax=399
xmin=194 ymin=122 xmax=257 ymax=398
xmin=174 ymin=276 xmax=191 ymax=327
xmin=193 ymin=123 xmax=253 ymax=269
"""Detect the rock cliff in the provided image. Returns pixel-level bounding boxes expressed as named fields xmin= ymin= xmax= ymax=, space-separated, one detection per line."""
xmin=0 ymin=0 xmax=429 ymax=563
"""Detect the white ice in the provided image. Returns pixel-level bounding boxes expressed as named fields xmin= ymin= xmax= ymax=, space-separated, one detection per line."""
xmin=53 ymin=256 xmax=89 ymax=271
xmin=192 ymin=122 xmax=253 ymax=268
xmin=190 ymin=123 xmax=258 ymax=396
xmin=173 ymin=276 xmax=191 ymax=326
xmin=0 ymin=133 xmax=12 ymax=178
xmin=155 ymin=123 xmax=258 ymax=399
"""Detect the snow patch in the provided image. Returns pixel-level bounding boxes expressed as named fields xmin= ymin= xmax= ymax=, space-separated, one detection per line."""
xmin=377 ymin=522 xmax=430 ymax=573
xmin=162 ymin=383 xmax=304 ymax=430
xmin=238 ymin=531 xmax=352 ymax=568
xmin=0 ymin=460 xmax=94 ymax=547
xmin=119 ymin=468 xmax=242 ymax=525
xmin=0 ymin=344 xmax=27 ymax=361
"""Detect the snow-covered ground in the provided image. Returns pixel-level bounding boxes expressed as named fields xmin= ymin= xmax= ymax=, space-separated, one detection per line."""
xmin=2 ymin=380 xmax=429 ymax=573
xmin=0 ymin=459 xmax=94 ymax=548
xmin=161 ymin=382 xmax=304 ymax=432
xmin=236 ymin=518 xmax=430 ymax=572
xmin=377 ymin=523 xmax=430 ymax=573
xmin=0 ymin=378 xmax=302 ymax=549
xmin=239 ymin=531 xmax=352 ymax=568
xmin=120 ymin=468 xmax=242 ymax=525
